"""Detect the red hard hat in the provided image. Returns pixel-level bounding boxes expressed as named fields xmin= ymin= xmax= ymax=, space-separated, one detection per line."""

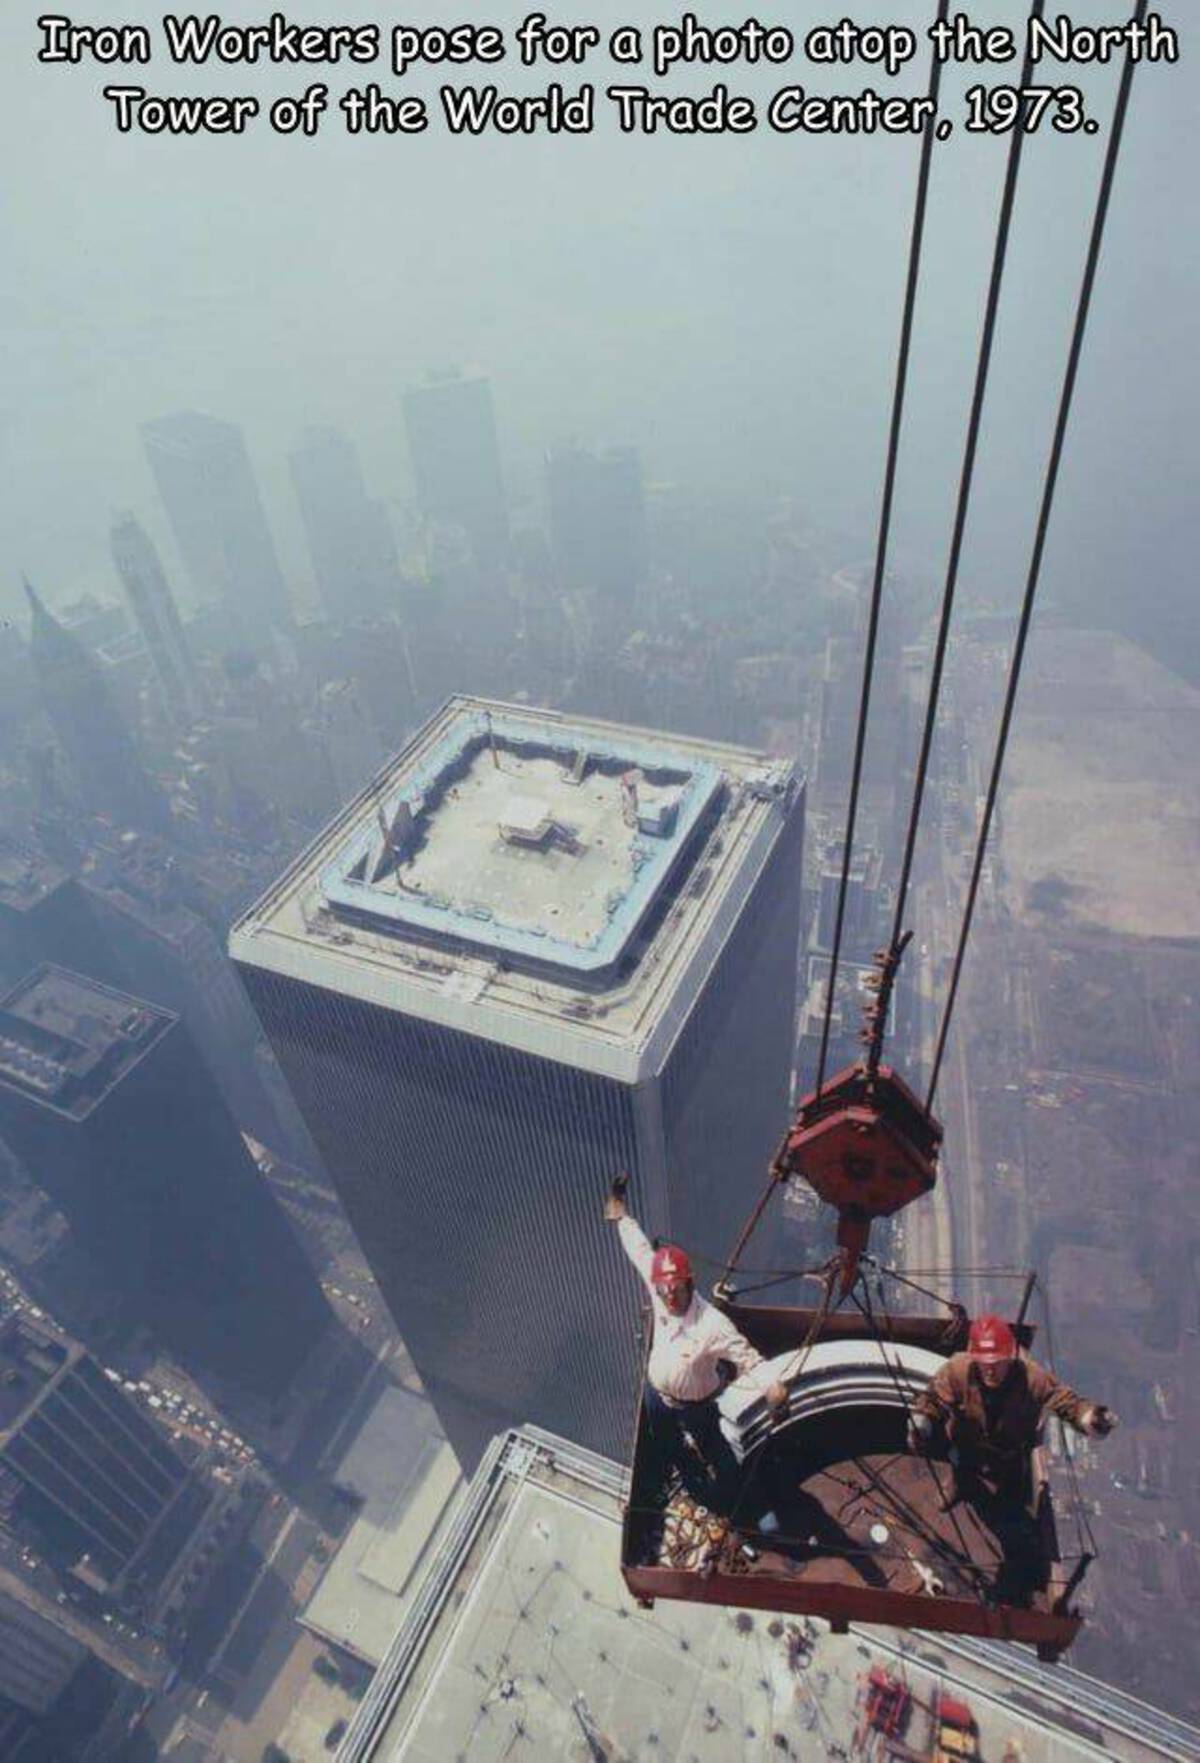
xmin=650 ymin=1244 xmax=693 ymax=1290
xmin=968 ymin=1314 xmax=1017 ymax=1363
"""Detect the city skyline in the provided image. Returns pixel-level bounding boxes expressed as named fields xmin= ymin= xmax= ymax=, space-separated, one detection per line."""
xmin=1 ymin=3 xmax=1196 ymax=1751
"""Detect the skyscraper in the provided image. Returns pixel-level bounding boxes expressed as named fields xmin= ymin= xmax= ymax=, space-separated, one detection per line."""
xmin=402 ymin=373 xmax=507 ymax=560
xmin=0 ymin=834 xmax=291 ymax=1152
xmin=232 ymin=697 xmax=804 ymax=1467
xmin=546 ymin=443 xmax=647 ymax=614
xmin=109 ymin=511 xmax=202 ymax=722
xmin=78 ymin=837 xmax=292 ymax=1148
xmin=140 ymin=411 xmax=293 ymax=648
xmin=289 ymin=426 xmax=400 ymax=623
xmin=24 ymin=582 xmax=165 ymax=834
xmin=0 ymin=1311 xmax=189 ymax=1590
xmin=0 ymin=843 xmax=97 ymax=992
xmin=0 ymin=968 xmax=329 ymax=1398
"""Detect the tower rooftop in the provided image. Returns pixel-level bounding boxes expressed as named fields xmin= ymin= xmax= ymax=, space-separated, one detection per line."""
xmin=0 ymin=967 xmax=170 ymax=1119
xmin=232 ymin=698 xmax=799 ymax=1081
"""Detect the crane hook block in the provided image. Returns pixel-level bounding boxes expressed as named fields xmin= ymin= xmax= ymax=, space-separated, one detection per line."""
xmin=781 ymin=1063 xmax=942 ymax=1290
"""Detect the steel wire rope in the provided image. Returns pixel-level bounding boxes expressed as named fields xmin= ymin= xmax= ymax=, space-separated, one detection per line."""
xmin=1034 ymin=1273 xmax=1098 ymax=1561
xmin=841 ymin=1452 xmax=991 ymax=1598
xmin=926 ymin=0 xmax=1151 ymax=1110
xmin=817 ymin=1455 xmax=989 ymax=1600
xmin=726 ymin=1264 xmax=841 ymax=1535
xmin=721 ymin=0 xmax=952 ymax=1295
xmin=852 ymin=1275 xmax=987 ymax=1593
xmin=860 ymin=1254 xmax=970 ymax=1318
xmin=813 ymin=0 xmax=951 ymax=1100
xmin=887 ymin=0 xmax=1048 ymax=972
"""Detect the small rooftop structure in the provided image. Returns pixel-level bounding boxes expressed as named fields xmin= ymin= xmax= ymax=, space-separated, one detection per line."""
xmin=231 ymin=698 xmax=797 ymax=1082
xmin=301 ymin=1383 xmax=463 ymax=1667
xmin=0 ymin=967 xmax=170 ymax=1120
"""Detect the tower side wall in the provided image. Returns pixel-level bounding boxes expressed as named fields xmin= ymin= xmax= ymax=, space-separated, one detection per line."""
xmin=237 ymin=969 xmax=648 ymax=1469
xmin=658 ymin=784 xmax=805 ymax=1274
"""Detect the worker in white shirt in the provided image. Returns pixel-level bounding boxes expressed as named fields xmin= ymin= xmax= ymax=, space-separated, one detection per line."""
xmin=605 ymin=1176 xmax=788 ymax=1518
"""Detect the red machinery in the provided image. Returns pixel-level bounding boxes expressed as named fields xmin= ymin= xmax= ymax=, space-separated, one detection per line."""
xmin=779 ymin=936 xmax=941 ymax=1293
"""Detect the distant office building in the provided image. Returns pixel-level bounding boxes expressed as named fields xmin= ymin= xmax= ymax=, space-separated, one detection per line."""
xmin=0 ymin=1312 xmax=189 ymax=1591
xmin=78 ymin=837 xmax=291 ymax=1147
xmin=0 ymin=969 xmax=329 ymax=1398
xmin=0 ymin=845 xmax=97 ymax=993
xmin=0 ymin=1696 xmax=46 ymax=1763
xmin=0 ymin=835 xmax=288 ymax=1151
xmin=0 ymin=1584 xmax=86 ymax=1717
xmin=546 ymin=443 xmax=646 ymax=614
xmin=402 ymin=373 xmax=507 ymax=559
xmin=233 ymin=697 xmax=804 ymax=1467
xmin=289 ymin=426 xmax=400 ymax=623
xmin=795 ymin=952 xmax=874 ymax=1092
xmin=300 ymin=1382 xmax=462 ymax=1668
xmin=0 ymin=621 xmax=35 ymax=751
xmin=24 ymin=583 xmax=165 ymax=835
xmin=815 ymin=843 xmax=883 ymax=960
xmin=141 ymin=411 xmax=292 ymax=648
xmin=306 ymin=678 xmax=388 ymax=804
xmin=54 ymin=595 xmax=129 ymax=655
xmin=109 ymin=512 xmax=202 ymax=722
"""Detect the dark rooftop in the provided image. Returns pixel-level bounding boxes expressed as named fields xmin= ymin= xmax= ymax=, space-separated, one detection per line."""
xmin=0 ymin=967 xmax=171 ymax=1119
xmin=0 ymin=1312 xmax=74 ymax=1432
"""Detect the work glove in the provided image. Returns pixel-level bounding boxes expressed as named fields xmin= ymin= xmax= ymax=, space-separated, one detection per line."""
xmin=603 ymin=1172 xmax=629 ymax=1223
xmin=1087 ymin=1403 xmax=1117 ymax=1437
xmin=907 ymin=1411 xmax=934 ymax=1455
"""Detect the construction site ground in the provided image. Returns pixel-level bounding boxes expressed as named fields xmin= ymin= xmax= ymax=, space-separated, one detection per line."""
xmin=932 ymin=627 xmax=1200 ymax=1721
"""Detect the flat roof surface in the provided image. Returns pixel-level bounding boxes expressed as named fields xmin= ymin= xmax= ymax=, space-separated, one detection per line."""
xmin=0 ymin=967 xmax=169 ymax=1118
xmin=302 ymin=1384 xmax=464 ymax=1667
xmin=320 ymin=706 xmax=719 ymax=976
xmin=231 ymin=699 xmax=798 ymax=1082
xmin=344 ymin=1431 xmax=1192 ymax=1763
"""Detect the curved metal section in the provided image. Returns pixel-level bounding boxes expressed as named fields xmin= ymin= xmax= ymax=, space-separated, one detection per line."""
xmin=718 ymin=1338 xmax=944 ymax=1462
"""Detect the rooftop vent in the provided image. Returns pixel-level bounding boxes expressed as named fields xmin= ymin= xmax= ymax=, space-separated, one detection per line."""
xmin=498 ymin=796 xmax=582 ymax=855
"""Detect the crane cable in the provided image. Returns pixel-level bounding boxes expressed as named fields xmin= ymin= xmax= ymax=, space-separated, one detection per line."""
xmin=927 ymin=0 xmax=1150 ymax=1110
xmin=887 ymin=1 xmax=1048 ymax=967
xmin=814 ymin=0 xmax=951 ymax=1098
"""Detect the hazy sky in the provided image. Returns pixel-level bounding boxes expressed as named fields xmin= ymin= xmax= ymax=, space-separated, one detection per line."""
xmin=2 ymin=3 xmax=1196 ymax=669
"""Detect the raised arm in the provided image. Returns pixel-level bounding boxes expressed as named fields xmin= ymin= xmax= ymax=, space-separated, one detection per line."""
xmin=603 ymin=1173 xmax=654 ymax=1288
xmin=615 ymin=1214 xmax=655 ymax=1288
xmin=1027 ymin=1361 xmax=1116 ymax=1437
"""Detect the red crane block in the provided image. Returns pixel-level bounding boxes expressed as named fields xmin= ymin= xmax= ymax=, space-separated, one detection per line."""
xmin=783 ymin=1063 xmax=942 ymax=1289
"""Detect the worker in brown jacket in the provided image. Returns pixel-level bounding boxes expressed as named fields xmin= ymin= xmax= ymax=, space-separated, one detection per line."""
xmin=909 ymin=1314 xmax=1115 ymax=1505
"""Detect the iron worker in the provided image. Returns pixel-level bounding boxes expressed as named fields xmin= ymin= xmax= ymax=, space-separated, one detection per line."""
xmin=604 ymin=1177 xmax=788 ymax=1516
xmin=909 ymin=1314 xmax=1115 ymax=1503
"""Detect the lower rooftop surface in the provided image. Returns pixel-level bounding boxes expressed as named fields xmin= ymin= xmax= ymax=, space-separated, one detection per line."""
xmin=0 ymin=967 xmax=167 ymax=1117
xmin=358 ymin=1437 xmax=1189 ymax=1763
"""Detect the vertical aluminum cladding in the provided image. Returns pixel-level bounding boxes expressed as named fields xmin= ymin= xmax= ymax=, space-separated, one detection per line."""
xmin=232 ymin=699 xmax=805 ymax=1469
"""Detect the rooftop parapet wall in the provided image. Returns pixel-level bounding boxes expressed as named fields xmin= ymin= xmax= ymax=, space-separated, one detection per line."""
xmin=231 ymin=697 xmax=799 ymax=1082
xmin=319 ymin=706 xmax=723 ymax=980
